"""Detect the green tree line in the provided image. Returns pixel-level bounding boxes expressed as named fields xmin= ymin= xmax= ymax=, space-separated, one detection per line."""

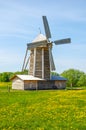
xmin=61 ymin=69 xmax=86 ymax=87
xmin=0 ymin=70 xmax=28 ymax=82
xmin=0 ymin=69 xmax=86 ymax=87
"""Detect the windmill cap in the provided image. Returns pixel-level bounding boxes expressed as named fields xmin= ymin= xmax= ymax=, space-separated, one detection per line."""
xmin=32 ymin=34 xmax=47 ymax=43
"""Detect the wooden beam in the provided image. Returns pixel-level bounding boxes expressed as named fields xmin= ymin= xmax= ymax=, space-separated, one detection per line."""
xmin=33 ymin=48 xmax=36 ymax=76
xmin=27 ymin=40 xmax=47 ymax=49
xmin=42 ymin=48 xmax=44 ymax=79
xmin=48 ymin=46 xmax=51 ymax=79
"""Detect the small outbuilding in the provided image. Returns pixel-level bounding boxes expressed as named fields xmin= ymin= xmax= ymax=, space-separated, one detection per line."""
xmin=11 ymin=75 xmax=67 ymax=90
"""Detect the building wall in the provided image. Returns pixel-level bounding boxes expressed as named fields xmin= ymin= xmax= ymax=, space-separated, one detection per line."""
xmin=12 ymin=77 xmax=24 ymax=90
xmin=38 ymin=80 xmax=55 ymax=89
xmin=38 ymin=80 xmax=66 ymax=89
xmin=24 ymin=80 xmax=37 ymax=90
xmin=55 ymin=81 xmax=66 ymax=89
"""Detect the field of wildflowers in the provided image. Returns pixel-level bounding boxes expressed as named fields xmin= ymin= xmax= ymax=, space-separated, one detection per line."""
xmin=0 ymin=82 xmax=86 ymax=130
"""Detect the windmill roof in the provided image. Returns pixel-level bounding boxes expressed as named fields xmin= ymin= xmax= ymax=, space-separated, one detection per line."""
xmin=11 ymin=75 xmax=67 ymax=81
xmin=51 ymin=75 xmax=67 ymax=81
xmin=32 ymin=34 xmax=47 ymax=43
xmin=11 ymin=75 xmax=45 ymax=81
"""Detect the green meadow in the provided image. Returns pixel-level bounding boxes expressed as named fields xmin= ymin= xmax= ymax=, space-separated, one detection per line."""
xmin=0 ymin=82 xmax=86 ymax=130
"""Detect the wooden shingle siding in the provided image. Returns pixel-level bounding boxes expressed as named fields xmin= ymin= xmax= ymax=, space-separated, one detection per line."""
xmin=35 ymin=48 xmax=42 ymax=78
xmin=35 ymin=71 xmax=42 ymax=78
xmin=29 ymin=46 xmax=50 ymax=79
xmin=44 ymin=49 xmax=50 ymax=79
xmin=29 ymin=50 xmax=34 ymax=75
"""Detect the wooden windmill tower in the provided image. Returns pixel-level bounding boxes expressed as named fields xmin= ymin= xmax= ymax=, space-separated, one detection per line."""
xmin=22 ymin=16 xmax=71 ymax=80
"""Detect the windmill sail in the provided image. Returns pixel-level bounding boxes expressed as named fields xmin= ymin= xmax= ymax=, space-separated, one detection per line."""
xmin=50 ymin=51 xmax=55 ymax=71
xmin=24 ymin=56 xmax=30 ymax=70
xmin=54 ymin=38 xmax=71 ymax=45
xmin=42 ymin=16 xmax=51 ymax=39
xmin=49 ymin=47 xmax=55 ymax=71
xmin=22 ymin=48 xmax=28 ymax=71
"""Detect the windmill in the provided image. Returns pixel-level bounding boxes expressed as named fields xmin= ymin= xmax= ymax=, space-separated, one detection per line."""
xmin=22 ymin=16 xmax=71 ymax=80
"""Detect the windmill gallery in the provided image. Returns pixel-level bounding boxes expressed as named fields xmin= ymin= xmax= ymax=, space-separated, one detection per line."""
xmin=11 ymin=16 xmax=71 ymax=90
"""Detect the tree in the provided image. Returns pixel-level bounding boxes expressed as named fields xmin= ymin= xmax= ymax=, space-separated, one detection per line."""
xmin=51 ymin=72 xmax=59 ymax=76
xmin=0 ymin=72 xmax=9 ymax=82
xmin=61 ymin=69 xmax=85 ymax=87
xmin=77 ymin=74 xmax=86 ymax=87
xmin=0 ymin=72 xmax=14 ymax=82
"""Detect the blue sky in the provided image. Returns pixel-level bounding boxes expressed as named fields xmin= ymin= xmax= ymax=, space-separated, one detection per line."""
xmin=0 ymin=0 xmax=86 ymax=74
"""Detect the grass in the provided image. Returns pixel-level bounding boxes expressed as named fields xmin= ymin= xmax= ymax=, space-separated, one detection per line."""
xmin=0 ymin=82 xmax=86 ymax=130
